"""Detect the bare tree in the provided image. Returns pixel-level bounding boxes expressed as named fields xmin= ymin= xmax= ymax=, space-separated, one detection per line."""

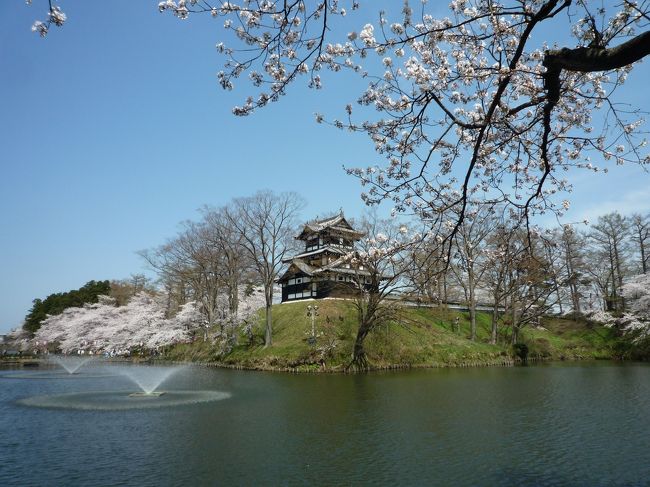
xmin=559 ymin=225 xmax=589 ymax=314
xmin=140 ymin=241 xmax=189 ymax=316
xmin=201 ymin=206 xmax=254 ymax=316
xmin=506 ymin=234 xmax=559 ymax=344
xmin=403 ymin=223 xmax=448 ymax=306
xmin=140 ymin=221 xmax=223 ymax=332
xmin=589 ymin=212 xmax=631 ymax=312
xmin=484 ymin=220 xmax=523 ymax=344
xmin=449 ymin=207 xmax=496 ymax=341
xmin=631 ymin=213 xmax=650 ymax=274
xmin=110 ymin=274 xmax=154 ymax=306
xmin=584 ymin=245 xmax=616 ymax=312
xmin=225 ymin=190 xmax=305 ymax=347
xmin=542 ymin=235 xmax=567 ymax=315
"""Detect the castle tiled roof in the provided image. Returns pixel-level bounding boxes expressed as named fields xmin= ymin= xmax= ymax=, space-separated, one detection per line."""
xmin=281 ymin=246 xmax=347 ymax=263
xmin=296 ymin=212 xmax=365 ymax=240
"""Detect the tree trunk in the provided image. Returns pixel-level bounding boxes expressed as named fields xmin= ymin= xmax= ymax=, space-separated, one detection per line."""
xmin=490 ymin=294 xmax=499 ymax=345
xmin=469 ymin=305 xmax=477 ymax=341
xmin=348 ymin=299 xmax=378 ymax=372
xmin=468 ymin=267 xmax=477 ymax=341
xmin=442 ymin=273 xmax=448 ymax=304
xmin=613 ymin=239 xmax=625 ymax=311
xmin=264 ymin=302 xmax=272 ymax=347
xmin=264 ymin=285 xmax=273 ymax=347
xmin=510 ymin=298 xmax=519 ymax=345
xmin=511 ymin=323 xmax=520 ymax=345
xmin=564 ymin=239 xmax=581 ymax=314
xmin=349 ymin=321 xmax=372 ymax=372
xmin=570 ymin=280 xmax=581 ymax=314
xmin=606 ymin=247 xmax=617 ymax=312
xmin=228 ymin=278 xmax=239 ymax=316
xmin=436 ymin=270 xmax=444 ymax=306
xmin=567 ymin=254 xmax=581 ymax=314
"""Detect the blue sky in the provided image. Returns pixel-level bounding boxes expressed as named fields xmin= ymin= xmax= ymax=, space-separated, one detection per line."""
xmin=1 ymin=1 xmax=649 ymax=333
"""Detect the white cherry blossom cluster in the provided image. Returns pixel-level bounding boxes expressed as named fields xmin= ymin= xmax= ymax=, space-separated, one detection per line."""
xmin=162 ymin=2 xmax=646 ymax=241
xmin=28 ymin=2 xmax=66 ymax=37
xmin=587 ymin=273 xmax=650 ymax=342
xmin=33 ymin=1 xmax=649 ymax=246
xmin=31 ymin=286 xmax=267 ymax=353
xmin=622 ymin=273 xmax=650 ymax=322
xmin=32 ymin=293 xmax=198 ymax=353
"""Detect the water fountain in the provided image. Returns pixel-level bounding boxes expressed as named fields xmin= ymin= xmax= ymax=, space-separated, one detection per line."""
xmin=0 ymin=355 xmax=112 ymax=379
xmin=16 ymin=364 xmax=231 ymax=410
xmin=49 ymin=355 xmax=95 ymax=374
xmin=116 ymin=365 xmax=184 ymax=396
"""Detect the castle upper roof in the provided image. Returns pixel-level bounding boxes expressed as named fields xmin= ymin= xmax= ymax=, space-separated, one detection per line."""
xmin=295 ymin=211 xmax=365 ymax=240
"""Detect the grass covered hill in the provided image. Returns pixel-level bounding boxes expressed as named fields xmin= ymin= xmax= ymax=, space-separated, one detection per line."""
xmin=164 ymin=300 xmax=618 ymax=372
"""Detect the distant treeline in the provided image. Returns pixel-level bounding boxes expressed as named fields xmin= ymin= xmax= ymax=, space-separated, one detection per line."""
xmin=24 ymin=280 xmax=110 ymax=335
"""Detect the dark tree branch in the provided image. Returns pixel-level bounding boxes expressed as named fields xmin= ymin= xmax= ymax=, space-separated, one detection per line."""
xmin=544 ymin=31 xmax=650 ymax=73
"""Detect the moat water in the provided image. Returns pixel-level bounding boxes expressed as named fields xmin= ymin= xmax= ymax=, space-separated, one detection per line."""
xmin=1 ymin=362 xmax=649 ymax=486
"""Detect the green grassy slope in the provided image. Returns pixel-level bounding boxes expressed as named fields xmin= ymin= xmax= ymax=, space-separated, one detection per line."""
xmin=165 ymin=300 xmax=617 ymax=371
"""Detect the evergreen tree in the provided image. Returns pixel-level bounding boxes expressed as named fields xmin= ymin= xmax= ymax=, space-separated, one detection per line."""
xmin=23 ymin=280 xmax=110 ymax=335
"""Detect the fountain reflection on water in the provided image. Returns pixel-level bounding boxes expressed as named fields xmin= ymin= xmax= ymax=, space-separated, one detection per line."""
xmin=17 ymin=390 xmax=231 ymax=410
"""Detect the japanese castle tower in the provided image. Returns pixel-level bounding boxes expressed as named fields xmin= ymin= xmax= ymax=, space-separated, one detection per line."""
xmin=278 ymin=212 xmax=370 ymax=302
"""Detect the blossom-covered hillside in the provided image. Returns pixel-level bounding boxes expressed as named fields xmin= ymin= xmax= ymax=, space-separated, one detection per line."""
xmin=31 ymin=289 xmax=266 ymax=355
xmin=33 ymin=294 xmax=198 ymax=354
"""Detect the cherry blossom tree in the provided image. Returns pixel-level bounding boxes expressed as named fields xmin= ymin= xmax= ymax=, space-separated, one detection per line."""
xmin=152 ymin=0 xmax=650 ymax=255
xmin=33 ymin=293 xmax=199 ymax=354
xmin=30 ymin=2 xmax=650 ymax=255
xmin=209 ymin=285 xmax=267 ymax=353
xmin=587 ymin=272 xmax=650 ymax=344
xmin=4 ymin=327 xmax=32 ymax=353
xmin=622 ymin=272 xmax=650 ymax=320
xmin=345 ymin=215 xmax=415 ymax=370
